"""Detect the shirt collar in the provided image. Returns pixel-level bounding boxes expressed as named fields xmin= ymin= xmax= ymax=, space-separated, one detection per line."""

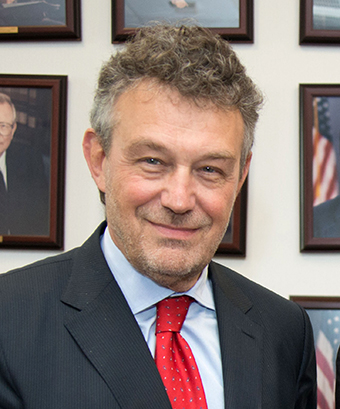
xmin=101 ymin=226 xmax=215 ymax=315
xmin=0 ymin=151 xmax=7 ymax=187
xmin=0 ymin=151 xmax=6 ymax=171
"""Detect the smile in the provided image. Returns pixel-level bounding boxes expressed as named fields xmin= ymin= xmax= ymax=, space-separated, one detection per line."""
xmin=148 ymin=221 xmax=200 ymax=240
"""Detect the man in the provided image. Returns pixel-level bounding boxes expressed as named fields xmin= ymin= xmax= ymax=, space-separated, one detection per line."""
xmin=0 ymin=25 xmax=316 ymax=408
xmin=0 ymin=92 xmax=49 ymax=236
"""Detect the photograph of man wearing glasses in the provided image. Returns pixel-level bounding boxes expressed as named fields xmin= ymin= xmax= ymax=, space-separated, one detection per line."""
xmin=0 ymin=92 xmax=49 ymax=237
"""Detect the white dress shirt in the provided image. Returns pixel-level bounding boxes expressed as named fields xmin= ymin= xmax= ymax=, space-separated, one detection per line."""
xmin=0 ymin=151 xmax=7 ymax=188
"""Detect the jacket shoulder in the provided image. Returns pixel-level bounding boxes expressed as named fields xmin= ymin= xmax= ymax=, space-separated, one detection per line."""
xmin=210 ymin=261 xmax=306 ymax=323
xmin=0 ymin=249 xmax=77 ymax=301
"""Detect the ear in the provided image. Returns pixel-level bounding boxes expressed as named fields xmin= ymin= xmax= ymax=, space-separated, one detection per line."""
xmin=236 ymin=152 xmax=252 ymax=195
xmin=8 ymin=122 xmax=17 ymax=143
xmin=82 ymin=128 xmax=107 ymax=193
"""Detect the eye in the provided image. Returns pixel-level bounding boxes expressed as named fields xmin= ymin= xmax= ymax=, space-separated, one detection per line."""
xmin=197 ymin=165 xmax=227 ymax=183
xmin=145 ymin=158 xmax=161 ymax=165
xmin=202 ymin=166 xmax=216 ymax=173
xmin=201 ymin=166 xmax=223 ymax=175
xmin=138 ymin=156 xmax=167 ymax=177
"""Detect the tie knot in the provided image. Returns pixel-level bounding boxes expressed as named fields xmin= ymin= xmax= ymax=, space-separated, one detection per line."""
xmin=156 ymin=296 xmax=193 ymax=334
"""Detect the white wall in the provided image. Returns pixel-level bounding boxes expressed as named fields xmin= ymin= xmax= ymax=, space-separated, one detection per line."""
xmin=2 ymin=0 xmax=340 ymax=300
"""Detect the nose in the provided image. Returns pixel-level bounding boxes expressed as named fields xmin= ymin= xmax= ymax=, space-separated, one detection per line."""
xmin=160 ymin=168 xmax=196 ymax=214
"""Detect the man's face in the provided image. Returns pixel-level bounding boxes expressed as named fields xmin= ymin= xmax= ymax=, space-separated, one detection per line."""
xmin=85 ymin=83 xmax=250 ymax=291
xmin=0 ymin=102 xmax=16 ymax=157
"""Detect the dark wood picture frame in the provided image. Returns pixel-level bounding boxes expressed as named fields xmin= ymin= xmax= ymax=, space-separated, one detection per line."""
xmin=300 ymin=84 xmax=340 ymax=251
xmin=0 ymin=0 xmax=81 ymax=41
xmin=0 ymin=74 xmax=67 ymax=249
xmin=215 ymin=177 xmax=248 ymax=256
xmin=112 ymin=0 xmax=253 ymax=43
xmin=290 ymin=295 xmax=340 ymax=408
xmin=291 ymin=295 xmax=340 ymax=310
xmin=300 ymin=0 xmax=340 ymax=45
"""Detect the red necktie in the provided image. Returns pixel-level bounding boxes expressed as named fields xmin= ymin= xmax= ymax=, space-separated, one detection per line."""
xmin=155 ymin=296 xmax=208 ymax=409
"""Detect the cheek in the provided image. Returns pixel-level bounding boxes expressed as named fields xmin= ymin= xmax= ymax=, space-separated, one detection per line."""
xmin=200 ymin=188 xmax=238 ymax=224
xmin=115 ymin=175 xmax=163 ymax=210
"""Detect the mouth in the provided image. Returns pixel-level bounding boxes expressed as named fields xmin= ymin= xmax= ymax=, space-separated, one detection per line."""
xmin=148 ymin=221 xmax=201 ymax=240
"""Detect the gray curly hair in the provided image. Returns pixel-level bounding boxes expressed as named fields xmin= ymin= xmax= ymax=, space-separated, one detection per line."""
xmin=90 ymin=23 xmax=263 ymax=174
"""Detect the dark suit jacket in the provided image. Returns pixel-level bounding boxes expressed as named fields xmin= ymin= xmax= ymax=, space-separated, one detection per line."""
xmin=336 ymin=347 xmax=340 ymax=409
xmin=0 ymin=223 xmax=316 ymax=408
xmin=313 ymin=195 xmax=340 ymax=238
xmin=1 ymin=140 xmax=49 ymax=236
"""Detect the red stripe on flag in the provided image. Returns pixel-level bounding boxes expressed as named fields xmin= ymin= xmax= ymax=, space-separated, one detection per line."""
xmin=326 ymin=170 xmax=338 ymax=200
xmin=318 ymin=142 xmax=332 ymax=180
xmin=316 ymin=348 xmax=334 ymax=391
xmin=313 ymin=129 xmax=339 ymax=205
xmin=317 ymin=388 xmax=331 ymax=409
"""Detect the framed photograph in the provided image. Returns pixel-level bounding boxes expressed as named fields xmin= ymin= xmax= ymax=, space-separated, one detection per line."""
xmin=112 ymin=0 xmax=253 ymax=43
xmin=215 ymin=177 xmax=247 ymax=256
xmin=300 ymin=84 xmax=340 ymax=251
xmin=300 ymin=0 xmax=340 ymax=45
xmin=290 ymin=296 xmax=340 ymax=409
xmin=0 ymin=74 xmax=67 ymax=249
xmin=0 ymin=0 xmax=81 ymax=41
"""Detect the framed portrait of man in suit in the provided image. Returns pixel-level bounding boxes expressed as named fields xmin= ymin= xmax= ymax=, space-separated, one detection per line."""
xmin=0 ymin=74 xmax=67 ymax=249
xmin=112 ymin=0 xmax=253 ymax=43
xmin=0 ymin=0 xmax=80 ymax=41
xmin=300 ymin=84 xmax=340 ymax=251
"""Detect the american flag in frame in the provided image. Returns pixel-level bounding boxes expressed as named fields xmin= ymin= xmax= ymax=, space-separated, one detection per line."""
xmin=300 ymin=84 xmax=340 ymax=250
xmin=290 ymin=296 xmax=340 ymax=409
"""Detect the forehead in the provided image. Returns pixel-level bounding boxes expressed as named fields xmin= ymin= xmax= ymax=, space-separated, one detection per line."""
xmin=116 ymin=82 xmax=219 ymax=116
xmin=0 ymin=102 xmax=15 ymax=122
xmin=113 ymin=82 xmax=244 ymax=148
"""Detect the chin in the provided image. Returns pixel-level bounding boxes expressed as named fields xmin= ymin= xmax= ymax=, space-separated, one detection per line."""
xmin=132 ymin=244 xmax=213 ymax=280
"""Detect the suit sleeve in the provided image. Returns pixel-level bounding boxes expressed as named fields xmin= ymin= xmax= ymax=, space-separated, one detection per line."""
xmin=294 ymin=305 xmax=317 ymax=409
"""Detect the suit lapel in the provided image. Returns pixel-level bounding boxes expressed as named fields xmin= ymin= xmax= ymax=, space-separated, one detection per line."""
xmin=210 ymin=262 xmax=263 ymax=409
xmin=61 ymin=223 xmax=172 ymax=409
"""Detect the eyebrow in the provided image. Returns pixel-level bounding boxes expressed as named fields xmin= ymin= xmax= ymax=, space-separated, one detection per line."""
xmin=197 ymin=152 xmax=237 ymax=161
xmin=125 ymin=138 xmax=237 ymax=162
xmin=125 ymin=139 xmax=170 ymax=156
